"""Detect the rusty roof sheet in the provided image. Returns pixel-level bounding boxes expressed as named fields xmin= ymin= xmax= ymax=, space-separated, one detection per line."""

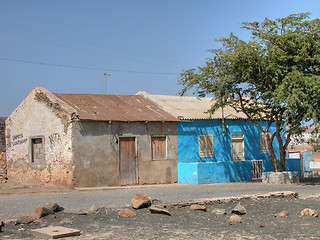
xmin=136 ymin=92 xmax=248 ymax=120
xmin=53 ymin=93 xmax=178 ymax=122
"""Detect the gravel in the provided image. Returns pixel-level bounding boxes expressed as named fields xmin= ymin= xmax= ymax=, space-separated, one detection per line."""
xmin=1 ymin=196 xmax=319 ymax=239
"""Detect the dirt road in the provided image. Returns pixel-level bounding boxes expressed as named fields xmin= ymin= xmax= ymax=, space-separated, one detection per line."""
xmin=1 ymin=179 xmax=320 ymax=220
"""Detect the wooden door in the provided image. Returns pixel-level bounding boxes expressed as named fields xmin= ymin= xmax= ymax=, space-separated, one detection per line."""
xmin=119 ymin=137 xmax=137 ymax=185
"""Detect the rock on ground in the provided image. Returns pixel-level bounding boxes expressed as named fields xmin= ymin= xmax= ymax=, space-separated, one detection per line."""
xmin=189 ymin=204 xmax=207 ymax=211
xmin=274 ymin=210 xmax=289 ymax=218
xmin=301 ymin=208 xmax=318 ymax=217
xmin=231 ymin=202 xmax=247 ymax=215
xmin=149 ymin=206 xmax=171 ymax=216
xmin=118 ymin=209 xmax=136 ymax=218
xmin=131 ymin=193 xmax=152 ymax=209
xmin=35 ymin=207 xmax=52 ymax=220
xmin=227 ymin=215 xmax=242 ymax=225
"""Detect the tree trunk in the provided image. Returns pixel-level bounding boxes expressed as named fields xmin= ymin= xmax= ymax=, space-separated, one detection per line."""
xmin=266 ymin=133 xmax=279 ymax=172
xmin=275 ymin=120 xmax=286 ymax=172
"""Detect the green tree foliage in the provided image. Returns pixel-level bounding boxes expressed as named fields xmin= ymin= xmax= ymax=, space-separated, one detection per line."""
xmin=179 ymin=13 xmax=320 ymax=172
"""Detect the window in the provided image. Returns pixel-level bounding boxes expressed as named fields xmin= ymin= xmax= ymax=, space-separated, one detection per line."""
xmin=31 ymin=137 xmax=45 ymax=163
xmin=231 ymin=133 xmax=244 ymax=161
xmin=151 ymin=136 xmax=167 ymax=160
xmin=260 ymin=133 xmax=270 ymax=154
xmin=198 ymin=135 xmax=214 ymax=158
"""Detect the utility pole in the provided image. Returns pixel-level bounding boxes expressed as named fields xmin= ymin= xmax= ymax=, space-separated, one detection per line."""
xmin=104 ymin=73 xmax=112 ymax=94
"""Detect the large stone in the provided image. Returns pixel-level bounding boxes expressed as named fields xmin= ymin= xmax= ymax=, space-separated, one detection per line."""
xmin=189 ymin=204 xmax=207 ymax=211
xmin=231 ymin=202 xmax=247 ymax=215
xmin=227 ymin=215 xmax=242 ymax=225
xmin=130 ymin=193 xmax=151 ymax=209
xmin=35 ymin=207 xmax=52 ymax=219
xmin=262 ymin=171 xmax=299 ymax=184
xmin=149 ymin=206 xmax=171 ymax=216
xmin=301 ymin=208 xmax=318 ymax=217
xmin=274 ymin=210 xmax=289 ymax=218
xmin=15 ymin=215 xmax=36 ymax=224
xmin=118 ymin=209 xmax=136 ymax=218
xmin=45 ymin=202 xmax=64 ymax=212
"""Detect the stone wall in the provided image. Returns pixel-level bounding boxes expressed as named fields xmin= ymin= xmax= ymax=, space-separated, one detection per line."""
xmin=6 ymin=88 xmax=74 ymax=187
xmin=0 ymin=117 xmax=6 ymax=152
xmin=0 ymin=152 xmax=7 ymax=182
xmin=0 ymin=118 xmax=7 ymax=182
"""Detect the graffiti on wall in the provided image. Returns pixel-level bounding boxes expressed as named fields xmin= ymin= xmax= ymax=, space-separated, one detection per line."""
xmin=12 ymin=133 xmax=27 ymax=146
xmin=48 ymin=133 xmax=61 ymax=147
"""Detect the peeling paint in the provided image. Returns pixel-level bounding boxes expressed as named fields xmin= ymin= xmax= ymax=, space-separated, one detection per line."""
xmin=6 ymin=88 xmax=75 ymax=187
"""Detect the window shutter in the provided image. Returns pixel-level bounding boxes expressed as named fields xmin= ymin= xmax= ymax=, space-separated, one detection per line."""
xmin=260 ymin=133 xmax=269 ymax=154
xmin=199 ymin=135 xmax=214 ymax=158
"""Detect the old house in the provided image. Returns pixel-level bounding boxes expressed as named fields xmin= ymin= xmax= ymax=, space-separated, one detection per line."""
xmin=6 ymin=87 xmax=178 ymax=187
xmin=137 ymin=92 xmax=301 ymax=184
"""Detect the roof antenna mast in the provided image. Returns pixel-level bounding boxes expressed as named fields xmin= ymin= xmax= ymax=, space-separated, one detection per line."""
xmin=104 ymin=73 xmax=112 ymax=94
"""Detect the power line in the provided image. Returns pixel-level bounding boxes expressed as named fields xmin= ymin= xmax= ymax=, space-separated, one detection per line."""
xmin=0 ymin=29 xmax=180 ymax=69
xmin=0 ymin=19 xmax=193 ymax=66
xmin=0 ymin=57 xmax=179 ymax=75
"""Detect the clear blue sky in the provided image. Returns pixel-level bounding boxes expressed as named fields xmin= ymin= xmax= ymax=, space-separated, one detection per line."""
xmin=1 ymin=0 xmax=320 ymax=116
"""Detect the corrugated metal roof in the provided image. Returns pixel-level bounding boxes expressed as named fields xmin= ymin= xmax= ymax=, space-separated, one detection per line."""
xmin=136 ymin=91 xmax=247 ymax=120
xmin=53 ymin=93 xmax=178 ymax=122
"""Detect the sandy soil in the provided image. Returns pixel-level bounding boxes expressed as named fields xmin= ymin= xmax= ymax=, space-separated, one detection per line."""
xmin=0 ymin=179 xmax=70 ymax=195
xmin=1 ymin=197 xmax=319 ymax=240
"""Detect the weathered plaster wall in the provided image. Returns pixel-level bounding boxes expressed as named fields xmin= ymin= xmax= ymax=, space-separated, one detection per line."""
xmin=177 ymin=119 xmax=281 ymax=163
xmin=0 ymin=118 xmax=6 ymax=152
xmin=73 ymin=121 xmax=177 ymax=187
xmin=5 ymin=89 xmax=74 ymax=186
xmin=0 ymin=118 xmax=7 ymax=182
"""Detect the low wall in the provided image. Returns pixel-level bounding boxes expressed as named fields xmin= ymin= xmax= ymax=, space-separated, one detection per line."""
xmin=263 ymin=158 xmax=302 ymax=177
xmin=178 ymin=158 xmax=301 ymax=184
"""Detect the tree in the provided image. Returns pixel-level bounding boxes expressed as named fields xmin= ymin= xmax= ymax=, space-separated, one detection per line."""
xmin=308 ymin=125 xmax=320 ymax=151
xmin=179 ymin=13 xmax=320 ymax=172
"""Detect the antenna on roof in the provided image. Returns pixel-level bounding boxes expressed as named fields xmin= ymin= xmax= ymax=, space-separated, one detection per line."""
xmin=104 ymin=73 xmax=112 ymax=94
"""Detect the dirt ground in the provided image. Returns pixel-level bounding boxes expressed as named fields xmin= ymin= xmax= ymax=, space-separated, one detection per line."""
xmin=1 ymin=196 xmax=319 ymax=240
xmin=0 ymin=179 xmax=70 ymax=195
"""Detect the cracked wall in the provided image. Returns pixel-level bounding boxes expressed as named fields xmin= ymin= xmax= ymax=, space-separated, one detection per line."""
xmin=73 ymin=121 xmax=178 ymax=187
xmin=6 ymin=89 xmax=75 ymax=187
xmin=0 ymin=118 xmax=7 ymax=182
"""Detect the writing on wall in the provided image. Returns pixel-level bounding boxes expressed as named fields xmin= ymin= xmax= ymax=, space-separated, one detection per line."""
xmin=12 ymin=133 xmax=27 ymax=146
xmin=49 ymin=133 xmax=61 ymax=147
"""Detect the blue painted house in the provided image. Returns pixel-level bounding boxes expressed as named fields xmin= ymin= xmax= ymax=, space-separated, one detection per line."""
xmin=138 ymin=92 xmax=301 ymax=184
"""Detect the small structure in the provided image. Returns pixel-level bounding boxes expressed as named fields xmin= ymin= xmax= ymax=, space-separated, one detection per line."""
xmin=137 ymin=92 xmax=301 ymax=184
xmin=6 ymin=88 xmax=178 ymax=187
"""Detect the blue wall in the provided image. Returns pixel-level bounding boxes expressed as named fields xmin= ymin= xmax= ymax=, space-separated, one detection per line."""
xmin=177 ymin=119 xmax=281 ymax=163
xmin=176 ymin=119 xmax=294 ymax=184
xmin=178 ymin=158 xmax=301 ymax=184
